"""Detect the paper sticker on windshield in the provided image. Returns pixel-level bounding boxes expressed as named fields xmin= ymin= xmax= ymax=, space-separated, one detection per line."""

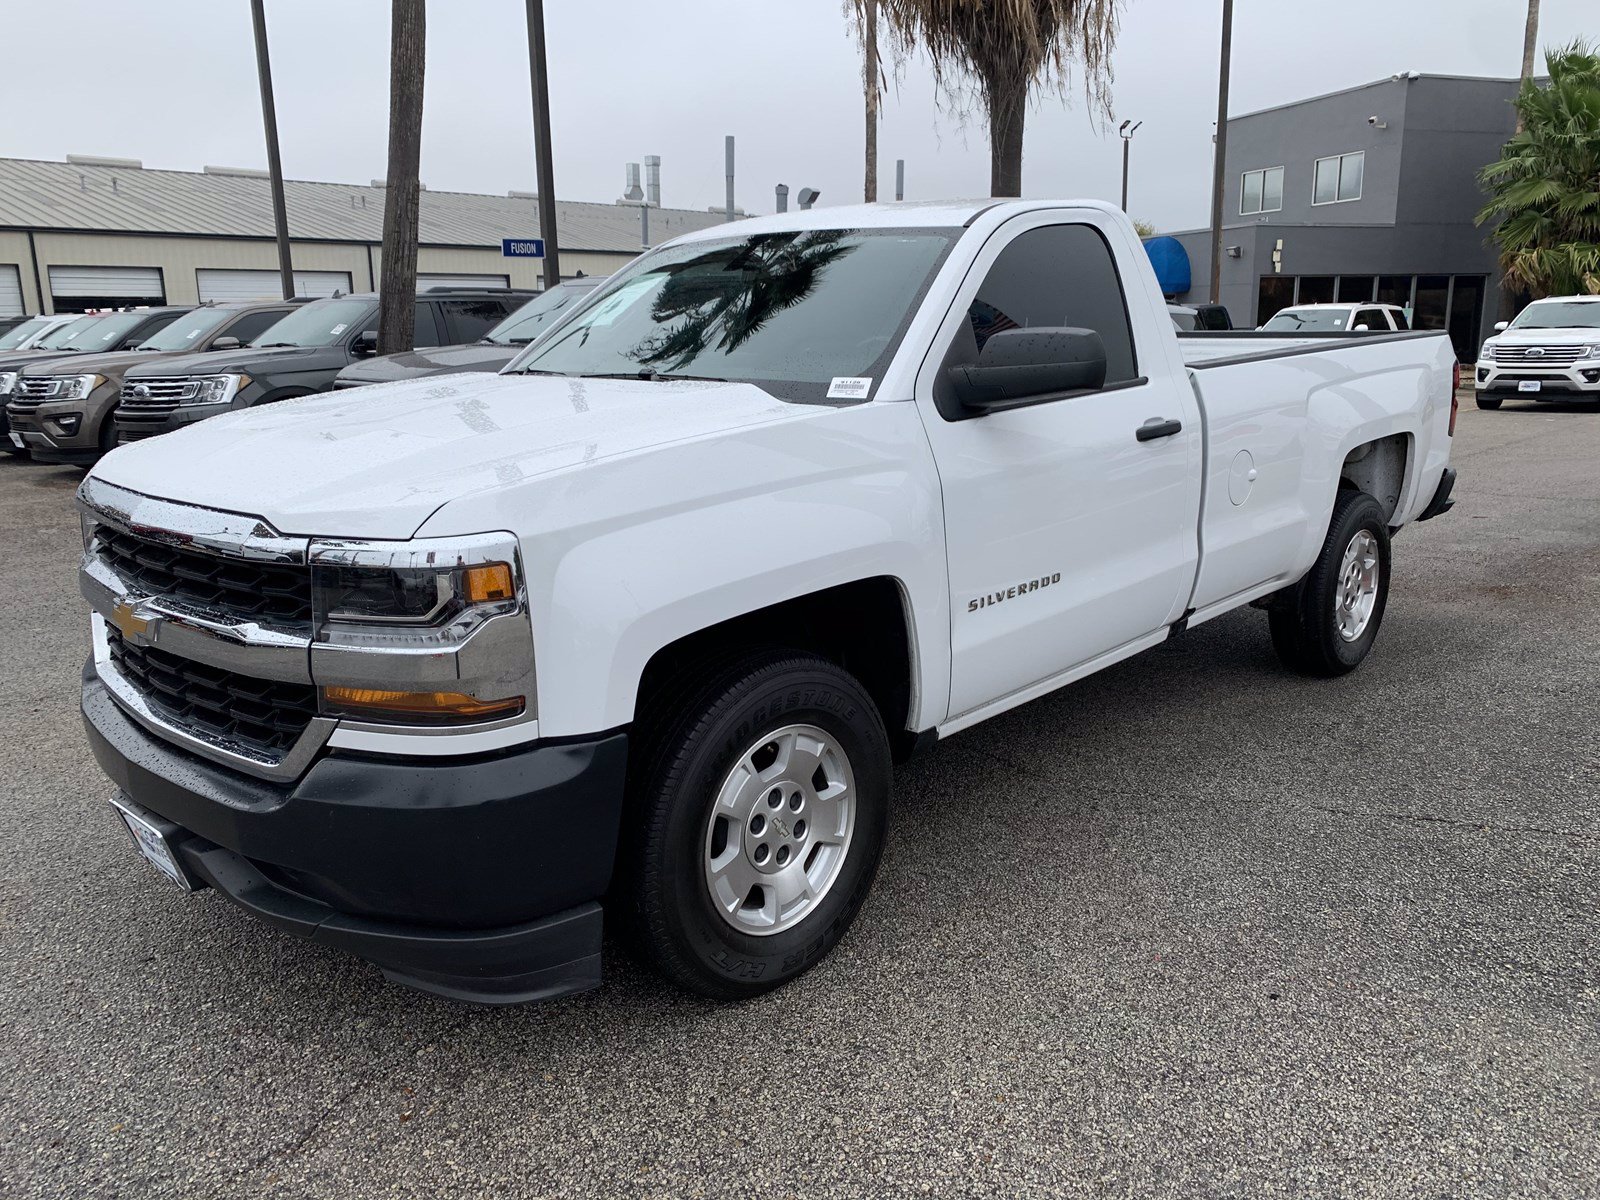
xmin=329 ymin=323 xmax=348 ymax=336
xmin=827 ymin=376 xmax=873 ymax=400
xmin=585 ymin=274 xmax=666 ymax=327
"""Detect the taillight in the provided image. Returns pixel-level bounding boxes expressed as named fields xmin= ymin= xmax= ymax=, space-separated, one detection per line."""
xmin=1449 ymin=362 xmax=1460 ymax=435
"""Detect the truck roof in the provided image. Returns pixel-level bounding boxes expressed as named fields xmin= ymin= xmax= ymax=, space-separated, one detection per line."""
xmin=669 ymin=199 xmax=1120 ymax=244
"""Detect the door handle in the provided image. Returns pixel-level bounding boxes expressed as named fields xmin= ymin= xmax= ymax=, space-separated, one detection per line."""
xmin=1136 ymin=417 xmax=1183 ymax=442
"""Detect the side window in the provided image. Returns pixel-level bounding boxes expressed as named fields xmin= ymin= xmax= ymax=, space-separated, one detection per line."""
xmin=1390 ymin=308 xmax=1410 ymax=331
xmin=438 ymin=298 xmax=509 ymax=343
xmin=220 ymin=309 xmax=288 ymax=345
xmin=412 ymin=302 xmax=442 ymax=347
xmin=959 ymin=223 xmax=1137 ymax=384
xmin=1354 ymin=308 xmax=1387 ymax=331
xmin=135 ymin=312 xmax=182 ymax=341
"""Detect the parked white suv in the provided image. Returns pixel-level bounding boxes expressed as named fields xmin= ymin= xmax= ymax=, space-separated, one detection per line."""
xmin=1475 ymin=294 xmax=1600 ymax=409
xmin=1260 ymin=303 xmax=1410 ymax=333
xmin=76 ymin=201 xmax=1459 ymax=1005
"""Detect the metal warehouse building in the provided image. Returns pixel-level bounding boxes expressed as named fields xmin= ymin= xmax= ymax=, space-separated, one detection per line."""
xmin=0 ymin=156 xmax=733 ymax=315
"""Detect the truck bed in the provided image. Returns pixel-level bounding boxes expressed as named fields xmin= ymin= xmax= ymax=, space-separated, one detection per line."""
xmin=1177 ymin=329 xmax=1448 ymax=368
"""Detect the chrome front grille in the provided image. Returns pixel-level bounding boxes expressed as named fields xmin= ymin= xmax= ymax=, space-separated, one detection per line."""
xmin=1492 ymin=344 xmax=1587 ymax=365
xmin=117 ymin=377 xmax=201 ymax=420
xmin=93 ymin=526 xmax=314 ymax=630
xmin=106 ymin=626 xmax=318 ymax=759
xmin=7 ymin=377 xmax=66 ymax=410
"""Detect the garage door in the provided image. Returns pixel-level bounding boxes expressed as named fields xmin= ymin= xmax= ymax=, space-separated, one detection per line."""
xmin=196 ymin=269 xmax=353 ymax=303
xmin=48 ymin=266 xmax=165 ymax=309
xmin=419 ymin=273 xmax=510 ymax=290
xmin=0 ymin=265 xmax=21 ymax=316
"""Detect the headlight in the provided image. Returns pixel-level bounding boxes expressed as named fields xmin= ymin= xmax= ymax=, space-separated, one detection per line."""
xmin=310 ymin=532 xmax=532 ymax=725
xmin=1581 ymin=345 xmax=1600 ymax=359
xmin=56 ymin=373 xmax=106 ymax=401
xmin=0 ymin=372 xmax=15 ymax=396
xmin=184 ymin=374 xmax=250 ymax=406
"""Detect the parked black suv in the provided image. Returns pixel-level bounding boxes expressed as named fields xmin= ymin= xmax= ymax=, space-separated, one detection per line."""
xmin=115 ymin=288 xmax=530 ymax=445
xmin=333 ymin=279 xmax=600 ymax=389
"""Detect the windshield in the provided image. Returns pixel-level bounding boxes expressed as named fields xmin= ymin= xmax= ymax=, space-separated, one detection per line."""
xmin=74 ymin=311 xmax=158 ymax=351
xmin=510 ymin=228 xmax=958 ymax=402
xmin=41 ymin=316 xmax=107 ymax=349
xmin=1509 ymin=301 xmax=1600 ymax=330
xmin=250 ymin=298 xmax=374 ymax=348
xmin=1263 ymin=308 xmax=1351 ymax=332
xmin=137 ymin=306 xmax=236 ymax=351
xmin=485 ymin=285 xmax=595 ymax=345
xmin=0 ymin=317 xmax=51 ymax=351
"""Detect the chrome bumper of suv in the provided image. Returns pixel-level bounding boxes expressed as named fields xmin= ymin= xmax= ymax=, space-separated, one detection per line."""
xmin=76 ymin=476 xmax=538 ymax=782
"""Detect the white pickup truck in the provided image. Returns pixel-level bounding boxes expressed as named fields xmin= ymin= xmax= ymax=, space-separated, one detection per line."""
xmin=77 ymin=201 xmax=1459 ymax=1004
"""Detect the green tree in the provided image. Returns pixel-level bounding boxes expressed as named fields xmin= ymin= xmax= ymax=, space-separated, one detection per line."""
xmin=1478 ymin=42 xmax=1600 ymax=298
xmin=854 ymin=0 xmax=1123 ymax=198
xmin=1131 ymin=218 xmax=1156 ymax=238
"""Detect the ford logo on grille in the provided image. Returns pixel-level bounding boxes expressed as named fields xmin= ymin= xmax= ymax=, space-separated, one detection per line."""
xmin=132 ymin=384 xmax=150 ymax=398
xmin=1526 ymin=347 xmax=1546 ymax=357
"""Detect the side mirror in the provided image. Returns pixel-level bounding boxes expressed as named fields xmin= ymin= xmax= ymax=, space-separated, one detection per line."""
xmin=351 ymin=330 xmax=379 ymax=358
xmin=119 ymin=337 xmax=144 ymax=350
xmin=1494 ymin=321 xmax=1509 ymax=332
xmin=946 ymin=328 xmax=1107 ymax=413
xmin=1353 ymin=323 xmax=1370 ymax=332
xmin=209 ymin=335 xmax=241 ymax=351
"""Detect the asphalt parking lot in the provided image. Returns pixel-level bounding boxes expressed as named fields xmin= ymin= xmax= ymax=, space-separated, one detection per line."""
xmin=1 ymin=395 xmax=1596 ymax=1200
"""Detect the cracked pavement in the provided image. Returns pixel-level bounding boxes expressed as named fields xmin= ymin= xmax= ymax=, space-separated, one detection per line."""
xmin=1 ymin=395 xmax=1596 ymax=1199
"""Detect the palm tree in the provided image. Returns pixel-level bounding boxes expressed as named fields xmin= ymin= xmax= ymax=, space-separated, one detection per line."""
xmin=856 ymin=0 xmax=1123 ymax=197
xmin=1517 ymin=0 xmax=1540 ymax=133
xmin=1478 ymin=42 xmax=1600 ymax=298
xmin=855 ymin=0 xmax=882 ymax=202
xmin=378 ymin=0 xmax=426 ymax=355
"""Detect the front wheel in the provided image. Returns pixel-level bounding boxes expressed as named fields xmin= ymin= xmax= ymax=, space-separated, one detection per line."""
xmin=1269 ymin=489 xmax=1391 ymax=677
xmin=624 ymin=653 xmax=891 ymax=1000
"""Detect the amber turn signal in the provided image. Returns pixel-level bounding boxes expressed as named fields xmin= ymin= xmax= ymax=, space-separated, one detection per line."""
xmin=463 ymin=562 xmax=515 ymax=604
xmin=322 ymin=686 xmax=524 ymax=722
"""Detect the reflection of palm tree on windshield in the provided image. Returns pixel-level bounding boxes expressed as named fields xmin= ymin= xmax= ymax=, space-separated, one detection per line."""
xmin=632 ymin=232 xmax=853 ymax=371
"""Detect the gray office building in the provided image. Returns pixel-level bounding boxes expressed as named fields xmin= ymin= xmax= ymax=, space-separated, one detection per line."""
xmin=1165 ymin=73 xmax=1521 ymax=360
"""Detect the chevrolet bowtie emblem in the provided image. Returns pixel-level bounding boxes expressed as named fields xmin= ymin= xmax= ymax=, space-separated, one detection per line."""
xmin=110 ymin=599 xmax=156 ymax=644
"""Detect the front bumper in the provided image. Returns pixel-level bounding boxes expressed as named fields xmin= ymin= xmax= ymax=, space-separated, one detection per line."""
xmin=8 ymin=390 xmax=117 ymax=462
xmin=1475 ymin=361 xmax=1600 ymax=398
xmin=83 ymin=667 xmax=630 ymax=1004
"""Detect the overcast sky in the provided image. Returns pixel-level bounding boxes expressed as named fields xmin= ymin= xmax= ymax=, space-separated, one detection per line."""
xmin=0 ymin=0 xmax=1590 ymax=232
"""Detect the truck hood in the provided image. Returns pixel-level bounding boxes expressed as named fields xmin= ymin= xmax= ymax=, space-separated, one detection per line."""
xmin=89 ymin=372 xmax=807 ymax=539
xmin=336 ymin=342 xmax=517 ymax=386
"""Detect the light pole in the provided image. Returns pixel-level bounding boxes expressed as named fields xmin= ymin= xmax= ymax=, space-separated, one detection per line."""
xmin=523 ymin=0 xmax=561 ymax=288
xmin=1118 ymin=119 xmax=1142 ymax=213
xmin=249 ymin=0 xmax=294 ymax=300
xmin=1208 ymin=0 xmax=1235 ymax=304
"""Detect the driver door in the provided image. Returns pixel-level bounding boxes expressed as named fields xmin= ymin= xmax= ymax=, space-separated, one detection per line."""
xmin=915 ymin=211 xmax=1203 ymax=723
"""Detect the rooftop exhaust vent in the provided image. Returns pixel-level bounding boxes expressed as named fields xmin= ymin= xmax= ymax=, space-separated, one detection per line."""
xmin=66 ymin=154 xmax=142 ymax=169
xmin=203 ymin=165 xmax=269 ymax=178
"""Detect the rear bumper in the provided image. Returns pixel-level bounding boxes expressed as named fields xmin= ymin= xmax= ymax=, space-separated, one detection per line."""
xmin=1416 ymin=466 xmax=1457 ymax=523
xmin=82 ymin=669 xmax=629 ymax=1003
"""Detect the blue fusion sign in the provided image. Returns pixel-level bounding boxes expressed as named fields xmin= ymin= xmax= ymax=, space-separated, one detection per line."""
xmin=501 ymin=238 xmax=546 ymax=258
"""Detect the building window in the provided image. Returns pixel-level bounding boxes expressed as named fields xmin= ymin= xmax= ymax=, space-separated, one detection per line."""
xmin=1240 ymin=166 xmax=1284 ymax=215
xmin=1313 ymin=152 xmax=1364 ymax=204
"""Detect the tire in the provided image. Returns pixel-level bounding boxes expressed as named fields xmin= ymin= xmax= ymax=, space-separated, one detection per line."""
xmin=1269 ymin=488 xmax=1392 ymax=677
xmin=624 ymin=652 xmax=891 ymax=1000
xmin=1475 ymin=395 xmax=1502 ymax=410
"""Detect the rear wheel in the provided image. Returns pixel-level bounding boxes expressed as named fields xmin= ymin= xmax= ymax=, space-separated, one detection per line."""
xmin=624 ymin=652 xmax=890 ymax=1000
xmin=1475 ymin=395 xmax=1502 ymax=410
xmin=1269 ymin=489 xmax=1391 ymax=677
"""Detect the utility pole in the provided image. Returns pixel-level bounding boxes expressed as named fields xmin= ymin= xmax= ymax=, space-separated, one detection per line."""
xmin=249 ymin=0 xmax=294 ymax=300
xmin=1208 ymin=0 xmax=1234 ymax=304
xmin=725 ymin=136 xmax=736 ymax=222
xmin=1118 ymin=119 xmax=1142 ymax=212
xmin=524 ymin=0 xmax=561 ymax=288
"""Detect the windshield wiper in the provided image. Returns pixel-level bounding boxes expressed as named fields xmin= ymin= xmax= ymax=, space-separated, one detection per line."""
xmin=578 ymin=370 xmax=728 ymax=383
xmin=257 ymin=342 xmax=301 ymax=349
